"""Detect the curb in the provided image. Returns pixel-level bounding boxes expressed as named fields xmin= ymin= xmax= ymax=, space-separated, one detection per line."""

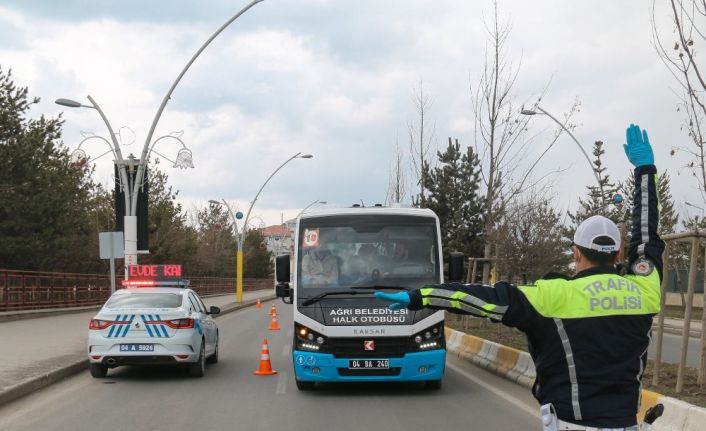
xmin=0 ymin=358 xmax=88 ymax=407
xmin=0 ymin=306 xmax=102 ymax=323
xmin=444 ymin=327 xmax=706 ymax=430
xmin=0 ymin=295 xmax=276 ymax=408
xmin=653 ymin=324 xmax=701 ymax=338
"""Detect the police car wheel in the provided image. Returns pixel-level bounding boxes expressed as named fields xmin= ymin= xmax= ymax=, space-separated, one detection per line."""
xmin=89 ymin=364 xmax=108 ymax=378
xmin=425 ymin=379 xmax=442 ymax=390
xmin=295 ymin=379 xmax=315 ymax=391
xmin=207 ymin=335 xmax=219 ymax=364
xmin=188 ymin=341 xmax=206 ymax=378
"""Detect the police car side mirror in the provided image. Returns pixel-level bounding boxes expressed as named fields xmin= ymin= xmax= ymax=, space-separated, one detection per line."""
xmin=208 ymin=306 xmax=221 ymax=315
xmin=276 ymin=254 xmax=290 ymax=283
xmin=448 ymin=252 xmax=465 ymax=282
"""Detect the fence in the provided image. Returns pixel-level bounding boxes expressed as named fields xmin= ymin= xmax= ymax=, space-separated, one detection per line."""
xmin=0 ymin=269 xmax=272 ymax=312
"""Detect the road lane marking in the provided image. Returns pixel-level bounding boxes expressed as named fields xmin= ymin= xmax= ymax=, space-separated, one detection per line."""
xmin=446 ymin=361 xmax=538 ymax=419
xmin=276 ymin=371 xmax=288 ymax=394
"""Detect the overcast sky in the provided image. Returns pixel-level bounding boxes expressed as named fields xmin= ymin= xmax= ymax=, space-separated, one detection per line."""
xmin=0 ymin=0 xmax=699 ymax=227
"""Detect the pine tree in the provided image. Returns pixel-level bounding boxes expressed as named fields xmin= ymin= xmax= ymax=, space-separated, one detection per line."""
xmin=568 ymin=141 xmax=620 ymax=224
xmin=193 ymin=203 xmax=237 ymax=276
xmin=0 ymin=66 xmax=109 ymax=271
xmin=243 ymin=229 xmax=272 ymax=278
xmin=568 ymin=141 xmax=622 ymax=227
xmin=418 ymin=137 xmax=485 ymax=257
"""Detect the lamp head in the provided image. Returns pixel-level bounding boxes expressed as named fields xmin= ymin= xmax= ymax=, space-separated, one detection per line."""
xmin=55 ymin=98 xmax=83 ymax=108
xmin=300 ymin=154 xmax=313 ymax=159
xmin=520 ymin=109 xmax=537 ymax=115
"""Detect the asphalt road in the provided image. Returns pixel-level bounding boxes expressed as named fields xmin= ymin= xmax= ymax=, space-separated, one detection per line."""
xmin=649 ymin=331 xmax=703 ymax=367
xmin=0 ymin=302 xmax=539 ymax=431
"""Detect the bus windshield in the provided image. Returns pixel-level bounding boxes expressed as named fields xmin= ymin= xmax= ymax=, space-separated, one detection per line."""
xmin=297 ymin=215 xmax=439 ymax=291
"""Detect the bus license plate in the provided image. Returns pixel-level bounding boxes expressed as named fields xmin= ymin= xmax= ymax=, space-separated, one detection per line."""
xmin=119 ymin=344 xmax=154 ymax=352
xmin=348 ymin=359 xmax=389 ymax=369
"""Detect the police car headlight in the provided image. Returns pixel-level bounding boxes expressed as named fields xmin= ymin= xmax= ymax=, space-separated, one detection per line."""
xmin=424 ymin=331 xmax=432 ymax=340
xmin=414 ymin=335 xmax=423 ymax=344
xmin=307 ymin=333 xmax=314 ymax=341
xmin=316 ymin=336 xmax=325 ymax=344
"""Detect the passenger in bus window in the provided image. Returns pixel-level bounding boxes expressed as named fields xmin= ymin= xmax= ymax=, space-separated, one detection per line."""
xmin=301 ymin=235 xmax=339 ymax=286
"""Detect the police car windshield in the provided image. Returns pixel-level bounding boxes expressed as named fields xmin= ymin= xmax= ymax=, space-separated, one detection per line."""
xmin=105 ymin=293 xmax=182 ymax=309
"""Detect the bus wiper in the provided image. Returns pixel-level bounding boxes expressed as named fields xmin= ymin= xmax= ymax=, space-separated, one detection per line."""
xmin=350 ymin=285 xmax=410 ymax=291
xmin=301 ymin=290 xmax=372 ymax=306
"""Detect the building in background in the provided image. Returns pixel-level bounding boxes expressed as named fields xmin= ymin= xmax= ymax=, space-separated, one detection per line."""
xmin=259 ymin=224 xmax=293 ymax=256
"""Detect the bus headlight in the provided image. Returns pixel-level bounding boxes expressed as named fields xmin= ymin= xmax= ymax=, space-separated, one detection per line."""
xmin=296 ymin=324 xmax=326 ymax=351
xmin=413 ymin=322 xmax=444 ymax=350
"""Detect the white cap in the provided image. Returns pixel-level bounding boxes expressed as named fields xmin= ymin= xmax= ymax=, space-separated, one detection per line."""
xmin=573 ymin=215 xmax=621 ymax=253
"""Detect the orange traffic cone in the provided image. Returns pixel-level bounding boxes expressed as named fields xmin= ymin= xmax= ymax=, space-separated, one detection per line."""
xmin=253 ymin=338 xmax=278 ymax=376
xmin=270 ymin=304 xmax=278 ymax=317
xmin=268 ymin=314 xmax=281 ymax=331
xmin=255 ymin=298 xmax=262 ymax=309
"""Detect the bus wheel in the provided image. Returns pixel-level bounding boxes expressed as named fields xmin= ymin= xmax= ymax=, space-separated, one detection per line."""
xmin=296 ymin=379 xmax=315 ymax=391
xmin=425 ymin=379 xmax=442 ymax=390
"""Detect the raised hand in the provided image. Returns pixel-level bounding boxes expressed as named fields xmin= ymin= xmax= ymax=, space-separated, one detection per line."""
xmin=624 ymin=124 xmax=654 ymax=167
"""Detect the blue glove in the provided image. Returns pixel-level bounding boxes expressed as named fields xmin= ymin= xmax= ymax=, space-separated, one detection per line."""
xmin=624 ymin=124 xmax=654 ymax=167
xmin=374 ymin=291 xmax=410 ymax=310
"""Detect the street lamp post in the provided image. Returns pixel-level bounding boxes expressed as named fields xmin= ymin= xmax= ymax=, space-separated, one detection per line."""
xmin=296 ymin=200 xmax=327 ymax=220
xmin=56 ymin=0 xmax=265 ymax=271
xmin=211 ymin=151 xmax=312 ymax=302
xmin=56 ymin=96 xmax=194 ymax=271
xmin=521 ymin=105 xmax=605 ymax=205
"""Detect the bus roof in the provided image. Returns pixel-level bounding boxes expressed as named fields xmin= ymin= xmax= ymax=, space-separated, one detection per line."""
xmin=299 ymin=206 xmax=438 ymax=220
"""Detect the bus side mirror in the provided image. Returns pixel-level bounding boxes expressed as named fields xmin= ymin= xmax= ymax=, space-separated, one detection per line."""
xmin=276 ymin=254 xmax=290 ymax=283
xmin=448 ymin=252 xmax=465 ymax=282
xmin=275 ymin=254 xmax=293 ymax=304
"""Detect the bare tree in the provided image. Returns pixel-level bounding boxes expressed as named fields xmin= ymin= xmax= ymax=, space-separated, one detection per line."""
xmin=652 ymin=0 xmax=706 ymax=203
xmin=471 ymin=1 xmax=568 ymax=282
xmin=408 ymin=80 xmax=436 ymax=204
xmin=385 ymin=136 xmax=408 ymax=205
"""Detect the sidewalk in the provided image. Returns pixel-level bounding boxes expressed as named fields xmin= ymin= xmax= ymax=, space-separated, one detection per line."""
xmin=0 ymin=290 xmax=276 ymax=406
xmin=656 ymin=317 xmax=703 ymax=338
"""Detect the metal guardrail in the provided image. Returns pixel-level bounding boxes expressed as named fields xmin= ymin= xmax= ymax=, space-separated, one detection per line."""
xmin=0 ymin=269 xmax=271 ymax=311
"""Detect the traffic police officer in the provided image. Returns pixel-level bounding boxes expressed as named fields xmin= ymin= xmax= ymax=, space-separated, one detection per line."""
xmin=376 ymin=123 xmax=663 ymax=430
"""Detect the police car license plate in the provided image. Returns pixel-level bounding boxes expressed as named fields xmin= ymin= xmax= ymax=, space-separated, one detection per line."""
xmin=119 ymin=343 xmax=154 ymax=352
xmin=348 ymin=359 xmax=389 ymax=369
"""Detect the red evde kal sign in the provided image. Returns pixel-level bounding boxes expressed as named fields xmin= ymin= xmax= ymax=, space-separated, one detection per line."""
xmin=128 ymin=264 xmax=182 ymax=279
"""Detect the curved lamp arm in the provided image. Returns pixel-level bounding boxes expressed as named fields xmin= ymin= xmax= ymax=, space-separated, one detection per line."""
xmin=242 ymin=152 xmax=304 ymax=242
xmin=72 ymin=134 xmax=117 ymax=162
xmin=148 ymin=133 xmax=194 ymax=168
xmin=131 ymin=0 xmax=265 ymax=215
xmin=522 ymin=105 xmax=605 ymax=205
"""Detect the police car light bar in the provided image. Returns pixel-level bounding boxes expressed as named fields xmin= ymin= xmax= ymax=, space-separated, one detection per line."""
xmin=121 ymin=279 xmax=191 ymax=288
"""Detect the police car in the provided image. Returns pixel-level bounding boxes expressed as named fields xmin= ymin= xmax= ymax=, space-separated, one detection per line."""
xmin=87 ymin=268 xmax=219 ymax=378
